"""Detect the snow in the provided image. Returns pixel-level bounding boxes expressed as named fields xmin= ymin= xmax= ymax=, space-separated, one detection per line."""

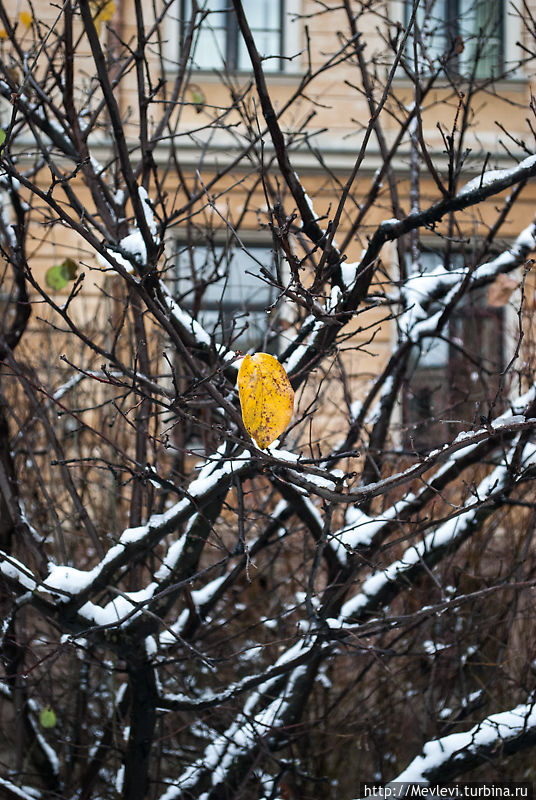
xmin=32 ymin=726 xmax=60 ymax=776
xmin=265 ymin=444 xmax=298 ymax=463
xmin=331 ymin=511 xmax=384 ymax=556
xmin=158 ymin=610 xmax=190 ymax=647
xmin=513 ymin=223 xmax=536 ymax=251
xmin=81 ymin=584 xmax=158 ymax=627
xmin=95 ymin=184 xmax=160 ymax=273
xmin=191 ymin=575 xmax=227 ymax=607
xmin=0 ymin=553 xmax=38 ymax=592
xmin=283 ymin=319 xmax=323 ymax=373
xmin=462 ymin=690 xmax=483 ymax=708
xmin=326 ymin=285 xmax=341 ymax=311
xmin=0 ymin=197 xmax=16 ymax=248
xmin=115 ymin=765 xmax=125 ymax=794
xmin=300 ymin=494 xmax=324 ymax=532
xmin=52 ymin=372 xmax=85 ymax=401
xmin=99 ymin=230 xmax=144 ymax=276
xmin=155 ymin=534 xmax=187 ymax=579
xmin=294 ymin=469 xmax=341 ymax=492
xmin=138 ymin=186 xmax=157 ymax=237
xmin=331 ymin=490 xmax=416 ymax=561
xmin=117 ymin=230 xmax=147 ymax=271
xmin=422 ymin=639 xmax=449 ymax=655
xmin=341 ymin=261 xmax=359 ymax=289
xmin=398 ymin=218 xmax=536 ymax=343
xmin=380 ymin=218 xmax=400 ymax=228
xmin=400 ymin=265 xmax=461 ymax=332
xmin=13 ymin=696 xmax=60 ymax=779
xmin=349 ymin=399 xmax=362 ymax=422
xmin=458 ymin=153 xmax=536 ymax=197
xmin=294 ymin=171 xmax=321 ymax=227
xmin=37 ymin=447 xmax=252 ymax=627
xmin=156 ymin=564 xmax=238 ymax=647
xmin=44 ymin=565 xmax=94 ymax=596
xmin=89 ymin=155 xmax=106 ymax=178
xmin=160 ymin=284 xmax=213 ymax=347
xmin=460 ymin=168 xmax=518 ymax=196
xmin=18 ymin=500 xmax=41 ymax=544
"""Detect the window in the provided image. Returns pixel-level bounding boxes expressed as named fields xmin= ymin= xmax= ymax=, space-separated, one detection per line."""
xmin=405 ymin=0 xmax=503 ymax=78
xmin=180 ymin=0 xmax=286 ymax=73
xmin=175 ymin=241 xmax=277 ymax=351
xmin=404 ymin=251 xmax=505 ymax=450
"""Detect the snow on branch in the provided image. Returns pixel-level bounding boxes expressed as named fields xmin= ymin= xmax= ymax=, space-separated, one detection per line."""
xmin=331 ymin=385 xmax=536 ymax=559
xmin=158 ymin=638 xmax=323 ymax=800
xmin=0 ymin=776 xmax=42 ymax=800
xmin=387 ymin=699 xmax=536 ymax=783
xmin=152 ymin=498 xmax=295 ymax=650
xmin=158 ymin=282 xmax=213 ymax=348
xmin=367 ymin=153 xmax=536 ymax=260
xmin=156 ymin=637 xmax=324 ymax=712
xmin=400 ymin=218 xmax=536 ymax=335
xmin=334 ymin=439 xmax=536 ymax=624
xmin=24 ymin=449 xmax=254 ymax=628
xmin=276 ymin=414 xmax=536 ymax=506
xmin=282 ymin=178 xmax=536 ymax=394
xmin=0 ymin=682 xmax=59 ymax=784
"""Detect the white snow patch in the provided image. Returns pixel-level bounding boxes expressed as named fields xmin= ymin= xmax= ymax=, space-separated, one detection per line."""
xmin=0 ymin=778 xmax=41 ymax=800
xmin=283 ymin=319 xmax=324 ymax=373
xmin=458 ymin=154 xmax=536 ymax=197
xmin=341 ymin=261 xmax=359 ymax=289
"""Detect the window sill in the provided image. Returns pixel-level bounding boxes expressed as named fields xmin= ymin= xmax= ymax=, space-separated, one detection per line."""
xmin=392 ymin=74 xmax=528 ymax=92
xmin=168 ymin=67 xmax=304 ymax=85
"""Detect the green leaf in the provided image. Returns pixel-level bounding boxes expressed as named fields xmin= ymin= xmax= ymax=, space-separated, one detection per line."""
xmin=45 ymin=265 xmax=69 ymax=291
xmin=188 ymin=84 xmax=206 ymax=113
xmin=0 ymin=129 xmax=6 ymax=150
xmin=39 ymin=705 xmax=57 ymax=729
xmin=45 ymin=259 xmax=78 ymax=291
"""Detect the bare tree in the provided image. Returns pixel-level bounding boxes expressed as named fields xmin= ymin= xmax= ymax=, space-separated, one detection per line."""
xmin=1 ymin=0 xmax=536 ymax=798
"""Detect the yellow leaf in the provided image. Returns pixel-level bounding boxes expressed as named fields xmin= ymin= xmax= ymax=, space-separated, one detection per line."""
xmin=237 ymin=353 xmax=294 ymax=449
xmin=18 ymin=10 xmax=33 ymax=27
xmin=0 ymin=28 xmax=8 ymax=39
xmin=89 ymin=0 xmax=116 ymax=34
xmin=97 ymin=0 xmax=116 ymax=22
